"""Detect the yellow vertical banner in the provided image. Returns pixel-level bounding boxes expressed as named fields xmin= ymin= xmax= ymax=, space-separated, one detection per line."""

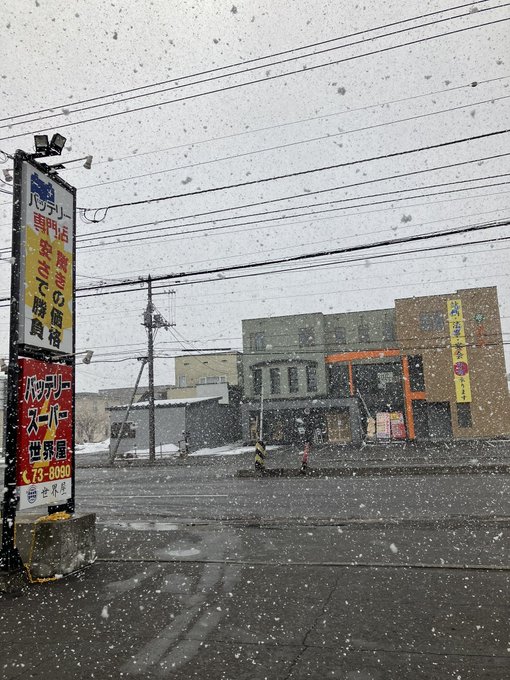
xmin=447 ymin=299 xmax=472 ymax=403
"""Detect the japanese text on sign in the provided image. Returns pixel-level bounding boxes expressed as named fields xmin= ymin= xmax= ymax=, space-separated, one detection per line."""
xmin=17 ymin=358 xmax=73 ymax=510
xmin=19 ymin=163 xmax=74 ymax=354
xmin=447 ymin=299 xmax=472 ymax=403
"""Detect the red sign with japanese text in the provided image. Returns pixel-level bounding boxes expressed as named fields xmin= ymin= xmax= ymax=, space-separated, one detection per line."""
xmin=16 ymin=358 xmax=73 ymax=509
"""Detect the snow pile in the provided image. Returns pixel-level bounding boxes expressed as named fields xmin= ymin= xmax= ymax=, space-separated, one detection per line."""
xmin=123 ymin=443 xmax=180 ymax=458
xmin=75 ymin=439 xmax=110 ymax=455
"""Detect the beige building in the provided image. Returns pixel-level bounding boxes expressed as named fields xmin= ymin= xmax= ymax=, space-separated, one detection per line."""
xmin=167 ymin=352 xmax=242 ymax=404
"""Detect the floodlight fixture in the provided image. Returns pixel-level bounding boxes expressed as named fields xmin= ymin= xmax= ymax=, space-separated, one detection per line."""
xmin=49 ymin=133 xmax=67 ymax=155
xmin=0 ymin=358 xmax=7 ymax=373
xmin=83 ymin=155 xmax=93 ymax=170
xmin=82 ymin=350 xmax=94 ymax=364
xmin=34 ymin=134 xmax=50 ymax=154
xmin=2 ymin=168 xmax=12 ymax=182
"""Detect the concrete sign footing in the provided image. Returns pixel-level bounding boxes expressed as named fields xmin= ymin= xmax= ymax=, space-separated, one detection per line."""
xmin=1 ymin=512 xmax=96 ymax=586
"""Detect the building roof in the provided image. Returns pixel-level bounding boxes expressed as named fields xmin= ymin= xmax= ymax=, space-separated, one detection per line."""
xmin=107 ymin=396 xmax=219 ymax=411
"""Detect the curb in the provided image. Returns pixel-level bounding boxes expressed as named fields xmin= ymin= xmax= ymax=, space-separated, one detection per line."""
xmin=236 ymin=463 xmax=510 ymax=478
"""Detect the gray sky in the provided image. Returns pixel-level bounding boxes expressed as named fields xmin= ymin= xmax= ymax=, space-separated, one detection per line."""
xmin=0 ymin=0 xmax=509 ymax=391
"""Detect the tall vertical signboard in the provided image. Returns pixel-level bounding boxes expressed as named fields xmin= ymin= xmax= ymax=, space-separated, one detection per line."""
xmin=447 ymin=298 xmax=472 ymax=403
xmin=3 ymin=151 xmax=76 ymax=526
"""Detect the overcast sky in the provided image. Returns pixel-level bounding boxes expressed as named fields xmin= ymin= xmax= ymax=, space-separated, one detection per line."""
xmin=0 ymin=0 xmax=508 ymax=392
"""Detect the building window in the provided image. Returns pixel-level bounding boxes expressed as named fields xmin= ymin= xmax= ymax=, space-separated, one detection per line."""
xmin=335 ymin=326 xmax=347 ymax=344
xmin=306 ymin=365 xmax=317 ymax=392
xmin=419 ymin=311 xmax=444 ymax=332
xmin=358 ymin=320 xmax=370 ymax=343
xmin=382 ymin=318 xmax=395 ymax=342
xmin=198 ymin=376 xmax=227 ymax=385
xmin=299 ymin=327 xmax=315 ymax=347
xmin=457 ymin=403 xmax=472 ymax=428
xmin=270 ymin=368 xmax=281 ymax=394
xmin=328 ymin=363 xmax=350 ymax=397
xmin=111 ymin=421 xmax=136 ymax=439
xmin=251 ymin=332 xmax=266 ymax=351
xmin=407 ymin=355 xmax=425 ymax=392
xmin=288 ymin=366 xmax=299 ymax=393
xmin=252 ymin=368 xmax=262 ymax=395
xmin=178 ymin=375 xmax=187 ymax=387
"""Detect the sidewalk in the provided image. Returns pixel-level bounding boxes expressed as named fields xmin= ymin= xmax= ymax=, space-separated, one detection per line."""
xmin=237 ymin=439 xmax=510 ymax=477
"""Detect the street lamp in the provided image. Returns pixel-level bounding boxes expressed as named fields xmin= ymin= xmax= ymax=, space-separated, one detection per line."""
xmin=50 ymin=349 xmax=94 ymax=364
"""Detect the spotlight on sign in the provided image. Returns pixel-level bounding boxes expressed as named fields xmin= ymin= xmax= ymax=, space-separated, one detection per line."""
xmin=83 ymin=155 xmax=93 ymax=170
xmin=49 ymin=133 xmax=67 ymax=156
xmin=34 ymin=134 xmax=50 ymax=155
xmin=2 ymin=168 xmax=13 ymax=182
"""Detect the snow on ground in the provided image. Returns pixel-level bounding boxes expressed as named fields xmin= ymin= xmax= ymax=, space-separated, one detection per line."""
xmin=75 ymin=439 xmax=110 ymax=455
xmin=190 ymin=445 xmax=252 ymax=457
xmin=124 ymin=443 xmax=180 ymax=458
xmin=190 ymin=444 xmax=278 ymax=457
xmin=73 ymin=440 xmax=276 ymax=459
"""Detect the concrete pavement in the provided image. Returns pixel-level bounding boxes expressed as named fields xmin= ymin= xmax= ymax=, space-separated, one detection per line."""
xmin=1 ymin=519 xmax=509 ymax=679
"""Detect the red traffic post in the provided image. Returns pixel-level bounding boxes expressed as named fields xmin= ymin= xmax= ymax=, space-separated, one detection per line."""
xmin=300 ymin=441 xmax=311 ymax=474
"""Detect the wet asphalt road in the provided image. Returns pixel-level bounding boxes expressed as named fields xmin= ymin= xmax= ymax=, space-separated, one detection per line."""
xmin=75 ymin=455 xmax=510 ymax=523
xmin=2 ymin=455 xmax=510 ymax=679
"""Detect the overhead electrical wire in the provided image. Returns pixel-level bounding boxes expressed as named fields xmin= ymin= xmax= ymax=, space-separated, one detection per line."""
xmin=2 ymin=11 xmax=509 ymax=143
xmin=0 ymin=223 xmax=506 ymax=308
xmin=0 ymin=0 xmax=497 ymax=126
xmin=139 ymin=234 xmax=510 ymax=293
xmin=75 ymin=180 xmax=510 ymax=254
xmin=0 ymin=76 xmax=506 ymax=219
xmin=70 ymin=94 xmax=510 ymax=195
xmin=78 ymin=128 xmax=510 ymax=218
xmin=72 ymin=216 xmax=510 ymax=285
xmin=51 ymin=217 xmax=510 ymax=296
xmin=59 ymin=74 xmax=509 ymax=173
xmin=88 ymin=335 xmax=510 ymax=365
xmin=73 ymin=151 xmax=510 ymax=245
xmin=79 ymin=151 xmax=510 ymax=241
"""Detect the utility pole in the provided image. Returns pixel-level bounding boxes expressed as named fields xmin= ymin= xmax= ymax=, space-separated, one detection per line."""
xmin=143 ymin=277 xmax=171 ymax=464
xmin=145 ymin=277 xmax=156 ymax=463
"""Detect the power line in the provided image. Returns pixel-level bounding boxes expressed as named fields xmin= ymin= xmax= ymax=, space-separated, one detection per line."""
xmin=70 ymin=95 xmax=510 ymax=195
xmin=61 ymin=75 xmax=510 ymax=172
xmin=60 ymin=217 xmax=510 ymax=294
xmin=149 ymin=235 xmax=510 ymax=291
xmin=2 ymin=12 xmax=509 ymax=143
xmin=87 ymin=337 xmax=510 ymax=364
xmin=75 ymin=151 xmax=510 ymax=242
xmin=70 ymin=219 xmax=510 ymax=286
xmin=75 ymin=180 xmax=510 ymax=254
xmin=0 ymin=219 xmax=507 ymax=306
xmin=75 ymin=166 xmax=510 ymax=249
xmin=0 ymin=0 xmax=494 ymax=125
xmin=78 ymin=128 xmax=510 ymax=216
